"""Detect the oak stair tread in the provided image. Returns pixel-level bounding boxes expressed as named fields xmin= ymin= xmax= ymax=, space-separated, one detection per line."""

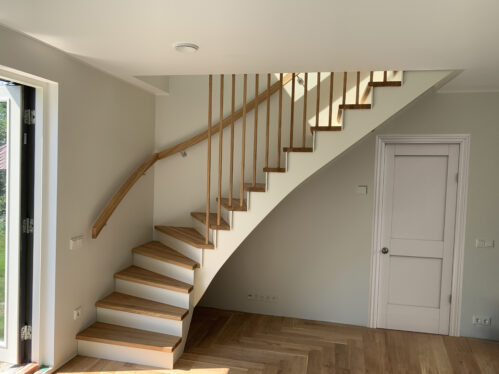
xmin=155 ymin=226 xmax=214 ymax=249
xmin=283 ymin=147 xmax=313 ymax=152
xmin=114 ymin=266 xmax=193 ymax=294
xmin=263 ymin=167 xmax=286 ymax=173
xmin=218 ymin=197 xmax=247 ymax=211
xmin=96 ymin=292 xmax=188 ymax=320
xmin=76 ymin=322 xmax=181 ymax=352
xmin=310 ymin=126 xmax=342 ymax=132
xmin=132 ymin=241 xmax=200 ymax=270
xmin=243 ymin=183 xmax=266 ymax=192
xmin=191 ymin=212 xmax=230 ymax=230
xmin=338 ymin=103 xmax=372 ymax=109
xmin=369 ymin=81 xmax=402 ymax=87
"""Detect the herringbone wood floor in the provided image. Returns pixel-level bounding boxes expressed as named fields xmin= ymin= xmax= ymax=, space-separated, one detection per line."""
xmin=59 ymin=306 xmax=499 ymax=373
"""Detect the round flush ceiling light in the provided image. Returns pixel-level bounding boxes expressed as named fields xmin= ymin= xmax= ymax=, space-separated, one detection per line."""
xmin=174 ymin=42 xmax=199 ymax=53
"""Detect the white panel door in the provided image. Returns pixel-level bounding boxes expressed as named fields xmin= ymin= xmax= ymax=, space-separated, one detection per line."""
xmin=377 ymin=143 xmax=459 ymax=334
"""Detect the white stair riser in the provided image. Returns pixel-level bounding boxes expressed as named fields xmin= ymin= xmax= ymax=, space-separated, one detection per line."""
xmin=115 ymin=279 xmax=191 ymax=309
xmin=133 ymin=253 xmax=194 ymax=284
xmin=96 ymin=307 xmax=183 ymax=336
xmin=175 ymin=305 xmax=194 ymax=356
xmin=154 ymin=232 xmax=202 ymax=264
xmin=191 ymin=218 xmax=215 ymax=245
xmin=77 ymin=340 xmax=174 ymax=369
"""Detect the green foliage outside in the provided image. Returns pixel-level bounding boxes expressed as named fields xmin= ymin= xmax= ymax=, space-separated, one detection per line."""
xmin=0 ymin=100 xmax=7 ymax=340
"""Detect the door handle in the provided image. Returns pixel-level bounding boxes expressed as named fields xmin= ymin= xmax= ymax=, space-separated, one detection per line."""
xmin=381 ymin=247 xmax=389 ymax=254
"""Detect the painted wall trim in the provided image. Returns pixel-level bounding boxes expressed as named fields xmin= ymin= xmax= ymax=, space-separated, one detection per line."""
xmin=368 ymin=134 xmax=470 ymax=337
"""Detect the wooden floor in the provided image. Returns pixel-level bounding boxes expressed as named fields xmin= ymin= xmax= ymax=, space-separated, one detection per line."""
xmin=59 ymin=306 xmax=499 ymax=373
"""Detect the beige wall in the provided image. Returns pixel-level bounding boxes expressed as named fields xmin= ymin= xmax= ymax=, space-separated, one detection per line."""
xmin=0 ymin=26 xmax=155 ymax=367
xmin=201 ymin=91 xmax=499 ymax=341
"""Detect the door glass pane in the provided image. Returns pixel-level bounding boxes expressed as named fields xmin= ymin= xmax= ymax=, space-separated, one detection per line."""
xmin=0 ymin=100 xmax=6 ymax=342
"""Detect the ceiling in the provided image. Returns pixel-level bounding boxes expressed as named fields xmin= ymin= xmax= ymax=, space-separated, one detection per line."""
xmin=1 ymin=0 xmax=498 ymax=93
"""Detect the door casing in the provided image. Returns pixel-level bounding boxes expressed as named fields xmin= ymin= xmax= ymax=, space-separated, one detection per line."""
xmin=368 ymin=134 xmax=470 ymax=337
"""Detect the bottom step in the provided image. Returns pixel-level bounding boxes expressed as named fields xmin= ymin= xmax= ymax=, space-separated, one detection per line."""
xmin=77 ymin=322 xmax=181 ymax=352
xmin=77 ymin=322 xmax=181 ymax=369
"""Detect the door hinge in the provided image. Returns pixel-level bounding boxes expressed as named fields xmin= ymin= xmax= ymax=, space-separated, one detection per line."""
xmin=22 ymin=218 xmax=34 ymax=234
xmin=24 ymin=109 xmax=35 ymax=125
xmin=449 ymin=294 xmax=452 ymax=304
xmin=20 ymin=325 xmax=32 ymax=341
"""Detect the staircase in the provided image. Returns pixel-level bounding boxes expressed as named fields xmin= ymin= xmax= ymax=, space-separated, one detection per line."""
xmin=77 ymin=70 xmax=452 ymax=369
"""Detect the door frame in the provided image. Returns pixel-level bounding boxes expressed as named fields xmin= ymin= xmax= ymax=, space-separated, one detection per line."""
xmin=0 ymin=66 xmax=59 ymax=366
xmin=368 ymin=134 xmax=470 ymax=336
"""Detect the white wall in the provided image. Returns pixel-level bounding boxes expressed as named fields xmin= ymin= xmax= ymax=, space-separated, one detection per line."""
xmin=0 ymin=26 xmax=155 ymax=367
xmin=200 ymin=91 xmax=499 ymax=341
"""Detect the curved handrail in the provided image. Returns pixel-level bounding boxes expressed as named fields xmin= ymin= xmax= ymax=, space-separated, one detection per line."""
xmin=92 ymin=73 xmax=294 ymax=238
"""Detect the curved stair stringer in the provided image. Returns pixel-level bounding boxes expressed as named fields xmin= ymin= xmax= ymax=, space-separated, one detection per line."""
xmin=191 ymin=70 xmax=454 ymax=306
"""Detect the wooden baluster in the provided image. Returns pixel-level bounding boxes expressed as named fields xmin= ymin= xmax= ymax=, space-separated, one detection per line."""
xmin=265 ymin=74 xmax=271 ymax=169
xmin=217 ymin=75 xmax=224 ymax=226
xmin=337 ymin=72 xmax=347 ymax=123
xmin=342 ymin=72 xmax=347 ymax=106
xmin=361 ymin=71 xmax=372 ymax=104
xmin=383 ymin=70 xmax=387 ymax=82
xmin=302 ymin=73 xmax=308 ymax=147
xmin=289 ymin=73 xmax=295 ymax=149
xmin=205 ymin=75 xmax=213 ymax=244
xmin=328 ymin=72 xmax=334 ymax=127
xmin=356 ymin=71 xmax=360 ymax=105
xmin=277 ymin=73 xmax=283 ymax=168
xmin=315 ymin=72 xmax=321 ymax=127
xmin=252 ymin=74 xmax=259 ymax=187
xmin=229 ymin=74 xmax=235 ymax=207
xmin=240 ymin=74 xmax=247 ymax=208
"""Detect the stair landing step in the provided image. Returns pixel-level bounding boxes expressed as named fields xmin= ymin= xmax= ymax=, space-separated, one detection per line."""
xmin=114 ymin=266 xmax=193 ymax=294
xmin=155 ymin=226 xmax=214 ymax=249
xmin=76 ymin=322 xmax=181 ymax=352
xmin=244 ymin=183 xmax=266 ymax=192
xmin=191 ymin=212 xmax=230 ymax=230
xmin=310 ymin=126 xmax=342 ymax=132
xmin=263 ymin=167 xmax=286 ymax=173
xmin=96 ymin=292 xmax=188 ymax=321
xmin=133 ymin=241 xmax=199 ymax=269
xmin=339 ymin=103 xmax=372 ymax=110
xmin=283 ymin=147 xmax=313 ymax=152
xmin=218 ymin=197 xmax=247 ymax=211
xmin=369 ymin=81 xmax=402 ymax=87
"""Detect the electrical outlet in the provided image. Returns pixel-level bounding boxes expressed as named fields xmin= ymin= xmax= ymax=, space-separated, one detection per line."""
xmin=475 ymin=239 xmax=495 ymax=248
xmin=247 ymin=293 xmax=278 ymax=303
xmin=73 ymin=306 xmax=82 ymax=320
xmin=472 ymin=315 xmax=491 ymax=326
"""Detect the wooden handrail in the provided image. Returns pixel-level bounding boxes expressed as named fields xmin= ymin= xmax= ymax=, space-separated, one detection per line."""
xmin=92 ymin=73 xmax=294 ymax=238
xmin=91 ymin=153 xmax=158 ymax=238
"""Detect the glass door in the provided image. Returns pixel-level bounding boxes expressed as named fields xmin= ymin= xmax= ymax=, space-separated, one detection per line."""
xmin=0 ymin=83 xmax=22 ymax=364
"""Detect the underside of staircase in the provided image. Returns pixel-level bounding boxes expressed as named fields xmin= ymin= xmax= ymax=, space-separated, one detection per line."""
xmin=79 ymin=70 xmax=453 ymax=369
